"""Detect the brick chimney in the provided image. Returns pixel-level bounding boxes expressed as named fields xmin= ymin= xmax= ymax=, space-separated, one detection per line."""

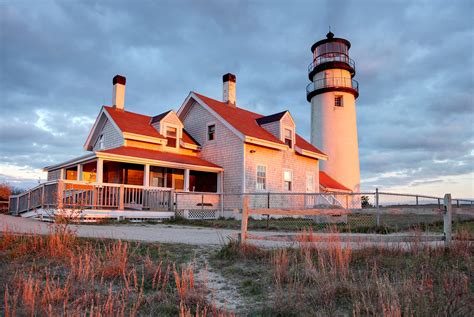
xmin=112 ymin=75 xmax=126 ymax=110
xmin=223 ymin=73 xmax=236 ymax=105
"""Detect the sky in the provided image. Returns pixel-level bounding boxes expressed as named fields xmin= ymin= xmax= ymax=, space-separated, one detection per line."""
xmin=0 ymin=0 xmax=473 ymax=198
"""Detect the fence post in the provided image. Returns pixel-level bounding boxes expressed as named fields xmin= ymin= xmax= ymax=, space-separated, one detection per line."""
xmin=438 ymin=198 xmax=441 ymax=209
xmin=457 ymin=199 xmax=460 ymax=208
xmin=375 ymin=188 xmax=380 ymax=226
xmin=416 ymin=195 xmax=419 ymax=206
xmin=119 ymin=184 xmax=125 ymax=210
xmin=240 ymin=196 xmax=249 ymax=243
xmin=443 ymin=193 xmax=452 ymax=247
xmin=267 ymin=192 xmax=270 ymax=209
xmin=27 ymin=192 xmax=31 ymax=212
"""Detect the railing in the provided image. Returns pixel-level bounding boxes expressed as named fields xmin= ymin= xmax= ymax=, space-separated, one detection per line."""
xmin=306 ymin=77 xmax=359 ymax=96
xmin=308 ymin=52 xmax=355 ymax=74
xmin=8 ymin=180 xmax=174 ymax=214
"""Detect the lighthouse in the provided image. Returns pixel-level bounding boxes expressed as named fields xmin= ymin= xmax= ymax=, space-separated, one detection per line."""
xmin=306 ymin=31 xmax=360 ymax=195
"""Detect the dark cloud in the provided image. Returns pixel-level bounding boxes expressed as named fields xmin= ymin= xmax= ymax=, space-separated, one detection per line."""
xmin=0 ymin=0 xmax=473 ymax=193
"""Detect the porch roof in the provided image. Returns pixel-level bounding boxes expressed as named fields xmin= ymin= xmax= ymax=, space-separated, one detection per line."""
xmin=319 ymin=171 xmax=351 ymax=192
xmin=97 ymin=146 xmax=222 ymax=171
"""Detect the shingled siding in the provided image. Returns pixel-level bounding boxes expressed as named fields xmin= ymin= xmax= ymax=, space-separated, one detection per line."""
xmin=182 ymin=101 xmax=244 ymax=209
xmin=93 ymin=119 xmax=123 ymax=151
xmin=260 ymin=121 xmax=280 ymax=139
xmin=47 ymin=169 xmax=61 ymax=181
xmin=245 ymin=143 xmax=319 ymax=208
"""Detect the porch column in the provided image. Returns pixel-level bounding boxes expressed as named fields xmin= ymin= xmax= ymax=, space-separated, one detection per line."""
xmin=218 ymin=172 xmax=224 ymax=193
xmin=184 ymin=169 xmax=190 ymax=192
xmin=144 ymin=164 xmax=150 ymax=187
xmin=60 ymin=168 xmax=65 ymax=180
xmin=96 ymin=158 xmax=103 ymax=184
xmin=77 ymin=164 xmax=83 ymax=181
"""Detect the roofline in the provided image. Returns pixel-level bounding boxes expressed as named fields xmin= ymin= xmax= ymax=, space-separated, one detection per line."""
xmin=95 ymin=151 xmax=223 ymax=172
xmin=179 ymin=92 xmax=246 ymax=141
xmin=295 ymin=145 xmax=328 ymax=160
xmin=244 ymin=136 xmax=288 ymax=150
xmin=319 ymin=184 xmax=351 ymax=193
xmin=44 ymin=153 xmax=97 ymax=171
xmin=122 ymin=132 xmax=166 ymax=144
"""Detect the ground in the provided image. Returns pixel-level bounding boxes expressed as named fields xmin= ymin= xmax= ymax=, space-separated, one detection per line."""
xmin=1 ymin=215 xmax=473 ymax=315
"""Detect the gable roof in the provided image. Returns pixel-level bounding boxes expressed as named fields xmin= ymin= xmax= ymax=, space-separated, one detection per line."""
xmin=192 ymin=92 xmax=326 ymax=156
xmin=255 ymin=110 xmax=288 ymax=125
xmin=97 ymin=146 xmax=220 ymax=169
xmin=103 ymin=106 xmax=199 ymax=146
xmin=150 ymin=110 xmax=172 ymax=125
xmin=104 ymin=106 xmax=164 ymax=139
xmin=319 ymin=171 xmax=351 ymax=192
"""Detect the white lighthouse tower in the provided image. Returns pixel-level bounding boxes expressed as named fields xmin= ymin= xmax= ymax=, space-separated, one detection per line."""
xmin=307 ymin=31 xmax=360 ymax=196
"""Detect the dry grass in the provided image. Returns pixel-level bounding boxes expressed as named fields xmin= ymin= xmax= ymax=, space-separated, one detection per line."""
xmin=213 ymin=228 xmax=474 ymax=316
xmin=0 ymin=227 xmax=233 ymax=316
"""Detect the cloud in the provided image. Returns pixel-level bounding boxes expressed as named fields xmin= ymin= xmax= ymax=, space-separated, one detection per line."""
xmin=0 ymin=0 xmax=473 ymax=196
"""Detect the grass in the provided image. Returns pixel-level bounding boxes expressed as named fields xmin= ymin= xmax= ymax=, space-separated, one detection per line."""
xmin=165 ymin=215 xmax=474 ymax=235
xmin=211 ymin=231 xmax=474 ymax=316
xmin=0 ymin=225 xmax=232 ymax=316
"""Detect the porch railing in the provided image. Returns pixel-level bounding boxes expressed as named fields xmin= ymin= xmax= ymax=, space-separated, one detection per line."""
xmin=8 ymin=180 xmax=174 ymax=215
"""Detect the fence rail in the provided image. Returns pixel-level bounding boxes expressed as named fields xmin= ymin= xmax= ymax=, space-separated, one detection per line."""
xmin=8 ymin=180 xmax=173 ymax=215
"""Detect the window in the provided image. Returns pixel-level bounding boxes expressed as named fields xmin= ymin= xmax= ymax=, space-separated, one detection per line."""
xmin=166 ymin=126 xmax=177 ymax=147
xmin=283 ymin=170 xmax=292 ymax=191
xmin=284 ymin=128 xmax=293 ymax=148
xmin=335 ymin=95 xmax=343 ymax=107
xmin=207 ymin=124 xmax=215 ymax=141
xmin=97 ymin=134 xmax=104 ymax=150
xmin=256 ymin=165 xmax=266 ymax=190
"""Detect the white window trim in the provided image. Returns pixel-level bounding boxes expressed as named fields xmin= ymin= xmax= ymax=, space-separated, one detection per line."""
xmin=281 ymin=125 xmax=295 ymax=150
xmin=163 ymin=123 xmax=181 ymax=149
xmin=256 ymin=164 xmax=267 ymax=191
xmin=283 ymin=168 xmax=293 ymax=192
xmin=207 ymin=122 xmax=216 ymax=142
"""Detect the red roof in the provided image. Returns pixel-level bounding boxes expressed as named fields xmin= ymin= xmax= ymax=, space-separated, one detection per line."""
xmin=103 ymin=106 xmax=199 ymax=146
xmin=193 ymin=92 xmax=326 ymax=156
xmin=319 ymin=171 xmax=350 ymax=191
xmin=97 ymin=146 xmax=221 ymax=169
xmin=104 ymin=106 xmax=164 ymax=139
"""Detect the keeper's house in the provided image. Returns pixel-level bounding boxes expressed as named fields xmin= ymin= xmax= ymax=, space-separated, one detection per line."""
xmin=9 ymin=74 xmax=349 ymax=220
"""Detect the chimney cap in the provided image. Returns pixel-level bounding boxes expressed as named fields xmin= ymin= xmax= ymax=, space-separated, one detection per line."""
xmin=113 ymin=75 xmax=126 ymax=85
xmin=222 ymin=73 xmax=236 ymax=83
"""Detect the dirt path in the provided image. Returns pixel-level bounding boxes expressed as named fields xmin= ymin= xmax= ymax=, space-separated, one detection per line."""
xmin=0 ymin=215 xmax=445 ymax=249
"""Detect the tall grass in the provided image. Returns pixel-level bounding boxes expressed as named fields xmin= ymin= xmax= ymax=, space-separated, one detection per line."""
xmin=0 ymin=228 xmax=232 ymax=316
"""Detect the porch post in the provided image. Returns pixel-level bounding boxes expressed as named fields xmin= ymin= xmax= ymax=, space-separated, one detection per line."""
xmin=184 ymin=169 xmax=190 ymax=192
xmin=144 ymin=164 xmax=150 ymax=187
xmin=77 ymin=164 xmax=83 ymax=181
xmin=96 ymin=158 xmax=103 ymax=184
xmin=60 ymin=168 xmax=65 ymax=180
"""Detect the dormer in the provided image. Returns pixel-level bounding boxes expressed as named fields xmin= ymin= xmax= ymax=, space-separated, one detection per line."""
xmin=256 ymin=110 xmax=296 ymax=149
xmin=150 ymin=110 xmax=184 ymax=150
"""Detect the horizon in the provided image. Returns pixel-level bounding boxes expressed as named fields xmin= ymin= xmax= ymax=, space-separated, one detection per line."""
xmin=1 ymin=0 xmax=473 ymax=198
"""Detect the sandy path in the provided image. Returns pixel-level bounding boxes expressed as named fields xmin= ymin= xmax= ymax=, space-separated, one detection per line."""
xmin=0 ymin=215 xmax=446 ymax=249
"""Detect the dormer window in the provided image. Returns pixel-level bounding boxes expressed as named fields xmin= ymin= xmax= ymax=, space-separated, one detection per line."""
xmin=166 ymin=127 xmax=177 ymax=147
xmin=284 ymin=128 xmax=293 ymax=148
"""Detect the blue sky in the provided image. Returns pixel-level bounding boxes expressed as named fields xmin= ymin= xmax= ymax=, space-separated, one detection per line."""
xmin=0 ymin=0 xmax=473 ymax=197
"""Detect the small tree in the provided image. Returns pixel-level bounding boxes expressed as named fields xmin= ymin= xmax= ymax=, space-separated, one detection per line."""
xmin=0 ymin=183 xmax=11 ymax=201
xmin=361 ymin=195 xmax=372 ymax=208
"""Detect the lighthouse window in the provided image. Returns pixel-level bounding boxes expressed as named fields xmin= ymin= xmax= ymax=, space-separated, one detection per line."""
xmin=335 ymin=96 xmax=343 ymax=107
